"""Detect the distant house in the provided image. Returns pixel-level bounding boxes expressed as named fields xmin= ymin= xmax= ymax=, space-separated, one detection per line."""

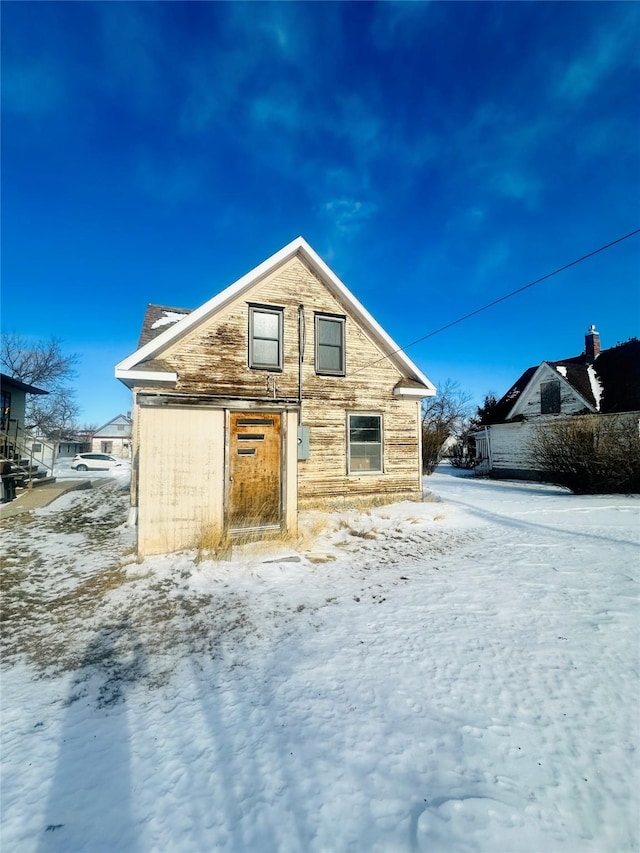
xmin=91 ymin=414 xmax=133 ymax=457
xmin=473 ymin=327 xmax=640 ymax=480
xmin=116 ymin=236 xmax=436 ymax=557
xmin=23 ymin=436 xmax=89 ymax=469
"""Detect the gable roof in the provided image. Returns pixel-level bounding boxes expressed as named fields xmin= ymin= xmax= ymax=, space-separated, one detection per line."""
xmin=116 ymin=236 xmax=435 ymax=394
xmin=138 ymin=305 xmax=192 ymax=348
xmin=486 ymin=337 xmax=640 ymax=423
xmin=92 ymin=413 xmax=133 ymax=436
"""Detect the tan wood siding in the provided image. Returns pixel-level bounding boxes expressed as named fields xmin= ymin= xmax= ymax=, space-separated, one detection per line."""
xmin=137 ymin=407 xmax=224 ymax=555
xmin=297 ymin=398 xmax=422 ymax=507
xmin=153 ymin=256 xmax=411 ymax=405
xmin=133 ymin=254 xmax=425 ymax=534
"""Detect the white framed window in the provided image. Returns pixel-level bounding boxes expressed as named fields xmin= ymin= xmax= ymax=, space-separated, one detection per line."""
xmin=348 ymin=413 xmax=383 ymax=474
xmin=315 ymin=313 xmax=345 ymax=375
xmin=249 ymin=305 xmax=283 ymax=370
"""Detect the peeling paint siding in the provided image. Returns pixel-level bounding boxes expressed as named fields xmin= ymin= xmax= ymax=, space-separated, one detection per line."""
xmin=135 ymin=256 xmax=423 ymax=506
xmin=137 ymin=407 xmax=225 ymax=556
xmin=298 ymin=398 xmax=422 ymax=503
xmin=488 ymin=421 xmax=543 ymax=473
xmin=515 ymin=374 xmax=590 ymax=419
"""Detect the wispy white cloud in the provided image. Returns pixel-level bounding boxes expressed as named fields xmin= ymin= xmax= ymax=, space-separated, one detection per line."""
xmin=475 ymin=239 xmax=511 ymax=282
xmin=490 ymin=170 xmax=542 ymax=207
xmin=134 ymin=153 xmax=202 ymax=205
xmin=370 ymin=1 xmax=437 ymax=51
xmin=250 ymin=89 xmax=306 ymax=134
xmin=2 ymin=60 xmax=65 ymax=117
xmin=450 ymin=101 xmax=548 ymax=212
xmin=96 ymin=3 xmax=165 ymax=110
xmin=554 ymin=9 xmax=640 ymax=104
xmin=335 ymin=94 xmax=383 ymax=153
xmin=319 ymin=198 xmax=378 ymax=236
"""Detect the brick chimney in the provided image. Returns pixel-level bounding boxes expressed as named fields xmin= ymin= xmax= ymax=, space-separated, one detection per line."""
xmin=585 ymin=324 xmax=601 ymax=363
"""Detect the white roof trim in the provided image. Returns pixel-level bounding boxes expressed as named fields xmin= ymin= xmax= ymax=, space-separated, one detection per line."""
xmin=115 ymin=369 xmax=178 ymax=388
xmin=393 ymin=385 xmax=435 ymax=398
xmin=115 ymin=236 xmax=435 ymax=392
xmin=506 ymin=361 xmax=596 ymax=420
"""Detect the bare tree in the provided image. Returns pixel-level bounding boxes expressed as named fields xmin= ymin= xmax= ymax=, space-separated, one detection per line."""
xmin=422 ymin=379 xmax=473 ymax=474
xmin=1 ymin=332 xmax=78 ymax=387
xmin=1 ymin=332 xmax=80 ymax=438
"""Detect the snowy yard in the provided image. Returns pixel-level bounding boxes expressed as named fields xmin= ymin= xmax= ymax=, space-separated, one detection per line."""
xmin=1 ymin=468 xmax=638 ymax=852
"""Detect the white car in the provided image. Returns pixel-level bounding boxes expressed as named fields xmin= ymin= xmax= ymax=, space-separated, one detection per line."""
xmin=70 ymin=453 xmax=125 ymax=472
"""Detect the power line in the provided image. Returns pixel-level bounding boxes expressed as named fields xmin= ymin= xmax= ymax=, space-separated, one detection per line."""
xmin=353 ymin=227 xmax=640 ymax=377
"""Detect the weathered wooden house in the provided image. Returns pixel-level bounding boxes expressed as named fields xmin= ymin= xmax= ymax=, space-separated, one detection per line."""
xmin=115 ymin=237 xmax=436 ymax=556
xmin=473 ymin=327 xmax=640 ymax=480
xmin=91 ymin=413 xmax=133 ymax=457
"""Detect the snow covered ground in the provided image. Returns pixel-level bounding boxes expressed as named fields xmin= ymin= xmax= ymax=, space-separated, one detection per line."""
xmin=1 ymin=468 xmax=638 ymax=852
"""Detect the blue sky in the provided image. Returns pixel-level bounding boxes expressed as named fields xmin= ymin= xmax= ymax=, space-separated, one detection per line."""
xmin=2 ymin=1 xmax=639 ymax=426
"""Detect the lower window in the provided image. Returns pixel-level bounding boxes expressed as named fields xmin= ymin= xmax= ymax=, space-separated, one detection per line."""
xmin=348 ymin=414 xmax=383 ymax=473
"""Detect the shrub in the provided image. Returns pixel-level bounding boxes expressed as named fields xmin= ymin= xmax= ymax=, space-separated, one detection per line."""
xmin=448 ymin=439 xmax=480 ymax=469
xmin=531 ymin=415 xmax=640 ymax=494
xmin=422 ymin=426 xmax=448 ymax=474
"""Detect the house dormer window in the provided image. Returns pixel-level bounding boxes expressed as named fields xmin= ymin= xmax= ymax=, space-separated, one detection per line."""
xmin=249 ymin=305 xmax=283 ymax=370
xmin=540 ymin=379 xmax=561 ymax=414
xmin=315 ymin=313 xmax=345 ymax=375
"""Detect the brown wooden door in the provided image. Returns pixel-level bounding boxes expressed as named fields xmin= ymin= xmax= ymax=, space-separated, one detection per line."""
xmin=228 ymin=412 xmax=282 ymax=530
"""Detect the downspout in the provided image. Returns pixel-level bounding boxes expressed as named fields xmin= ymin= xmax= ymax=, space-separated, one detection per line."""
xmin=298 ymin=304 xmax=305 ymax=425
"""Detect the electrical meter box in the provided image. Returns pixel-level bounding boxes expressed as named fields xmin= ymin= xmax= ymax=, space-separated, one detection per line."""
xmin=297 ymin=425 xmax=310 ymax=460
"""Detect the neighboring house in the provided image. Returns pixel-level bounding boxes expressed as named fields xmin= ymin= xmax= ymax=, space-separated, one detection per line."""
xmin=91 ymin=414 xmax=133 ymax=457
xmin=116 ymin=236 xmax=436 ymax=556
xmin=23 ymin=436 xmax=88 ymax=469
xmin=1 ymin=373 xmax=48 ymax=459
xmin=473 ymin=327 xmax=640 ymax=480
xmin=1 ymin=373 xmax=91 ymax=471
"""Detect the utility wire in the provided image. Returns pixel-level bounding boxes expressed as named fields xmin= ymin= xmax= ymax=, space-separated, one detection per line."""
xmin=352 ymin=227 xmax=640 ymax=377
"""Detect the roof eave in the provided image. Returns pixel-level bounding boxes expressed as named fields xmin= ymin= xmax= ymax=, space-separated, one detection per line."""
xmin=393 ymin=386 xmax=436 ymax=398
xmin=115 ymin=369 xmax=178 ymax=389
xmin=0 ymin=373 xmax=49 ymax=395
xmin=117 ymin=236 xmax=434 ymax=389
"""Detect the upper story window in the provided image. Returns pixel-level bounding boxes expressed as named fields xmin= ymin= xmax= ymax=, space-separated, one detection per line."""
xmin=249 ymin=305 xmax=283 ymax=370
xmin=348 ymin=413 xmax=383 ymax=474
xmin=315 ymin=313 xmax=345 ymax=375
xmin=540 ymin=379 xmax=561 ymax=414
